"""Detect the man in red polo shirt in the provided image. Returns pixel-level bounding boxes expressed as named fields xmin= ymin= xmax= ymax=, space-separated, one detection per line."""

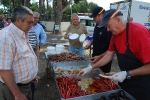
xmin=79 ymin=9 xmax=150 ymax=100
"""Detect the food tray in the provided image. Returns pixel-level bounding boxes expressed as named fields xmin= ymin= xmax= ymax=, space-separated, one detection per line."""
xmin=64 ymin=89 xmax=136 ymax=100
xmin=55 ymin=74 xmax=120 ymax=100
xmin=52 ymin=61 xmax=120 ymax=100
xmin=52 ymin=60 xmax=101 ymax=76
xmin=45 ymin=52 xmax=86 ymax=65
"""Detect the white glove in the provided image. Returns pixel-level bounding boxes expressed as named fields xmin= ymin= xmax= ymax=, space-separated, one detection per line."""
xmin=100 ymin=71 xmax=127 ymax=82
xmin=78 ymin=64 xmax=92 ymax=76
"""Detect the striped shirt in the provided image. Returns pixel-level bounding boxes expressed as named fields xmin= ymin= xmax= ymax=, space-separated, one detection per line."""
xmin=32 ymin=23 xmax=47 ymax=44
xmin=28 ymin=29 xmax=38 ymax=48
xmin=0 ymin=23 xmax=38 ymax=84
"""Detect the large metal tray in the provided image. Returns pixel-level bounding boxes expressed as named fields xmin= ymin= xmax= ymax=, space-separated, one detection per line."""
xmin=52 ymin=61 xmax=101 ymax=77
xmin=66 ymin=89 xmax=136 ymax=100
xmin=45 ymin=52 xmax=86 ymax=65
xmin=55 ymin=74 xmax=121 ymax=100
xmin=55 ymin=75 xmax=135 ymax=100
xmin=51 ymin=61 xmax=122 ymax=100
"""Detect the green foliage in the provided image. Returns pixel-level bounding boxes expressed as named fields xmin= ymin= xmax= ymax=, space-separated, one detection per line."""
xmin=0 ymin=0 xmax=10 ymax=7
xmin=78 ymin=0 xmax=89 ymax=13
xmin=63 ymin=0 xmax=98 ymax=15
xmin=0 ymin=0 xmax=98 ymax=21
xmin=30 ymin=2 xmax=39 ymax=12
xmin=88 ymin=2 xmax=98 ymax=12
xmin=74 ymin=0 xmax=82 ymax=4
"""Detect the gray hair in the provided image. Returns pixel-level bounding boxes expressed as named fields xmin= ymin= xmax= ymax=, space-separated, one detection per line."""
xmin=117 ymin=16 xmax=127 ymax=23
xmin=11 ymin=6 xmax=33 ymax=23
xmin=71 ymin=13 xmax=79 ymax=19
xmin=33 ymin=12 xmax=40 ymax=17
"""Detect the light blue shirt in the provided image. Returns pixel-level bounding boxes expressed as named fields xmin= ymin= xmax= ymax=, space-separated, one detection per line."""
xmin=31 ymin=23 xmax=47 ymax=44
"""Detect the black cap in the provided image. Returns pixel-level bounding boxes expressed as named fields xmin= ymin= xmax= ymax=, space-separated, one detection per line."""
xmin=98 ymin=9 xmax=123 ymax=27
xmin=89 ymin=7 xmax=105 ymax=18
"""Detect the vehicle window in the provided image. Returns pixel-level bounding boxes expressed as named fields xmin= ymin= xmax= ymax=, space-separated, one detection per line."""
xmin=80 ymin=19 xmax=96 ymax=27
xmin=80 ymin=19 xmax=86 ymax=26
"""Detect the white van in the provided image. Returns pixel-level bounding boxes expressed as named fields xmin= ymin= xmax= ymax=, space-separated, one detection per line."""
xmin=78 ymin=16 xmax=96 ymax=36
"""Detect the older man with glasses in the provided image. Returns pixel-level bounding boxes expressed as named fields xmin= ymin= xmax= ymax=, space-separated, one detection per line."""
xmin=0 ymin=6 xmax=38 ymax=100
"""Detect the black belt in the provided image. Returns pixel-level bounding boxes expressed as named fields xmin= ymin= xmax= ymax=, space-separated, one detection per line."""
xmin=17 ymin=83 xmax=30 ymax=86
xmin=0 ymin=81 xmax=30 ymax=86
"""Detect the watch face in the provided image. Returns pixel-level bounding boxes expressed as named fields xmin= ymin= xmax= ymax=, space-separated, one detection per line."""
xmin=126 ymin=71 xmax=131 ymax=79
xmin=127 ymin=75 xmax=131 ymax=79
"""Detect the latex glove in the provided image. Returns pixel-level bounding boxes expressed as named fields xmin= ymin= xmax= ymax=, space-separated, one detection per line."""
xmin=78 ymin=64 xmax=92 ymax=76
xmin=100 ymin=71 xmax=127 ymax=82
xmin=112 ymin=71 xmax=127 ymax=82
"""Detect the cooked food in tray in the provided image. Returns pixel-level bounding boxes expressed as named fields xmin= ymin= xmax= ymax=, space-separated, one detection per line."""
xmin=48 ymin=52 xmax=83 ymax=62
xmin=54 ymin=66 xmax=99 ymax=75
xmin=56 ymin=76 xmax=118 ymax=99
xmin=101 ymin=72 xmax=114 ymax=76
xmin=54 ymin=68 xmax=80 ymax=75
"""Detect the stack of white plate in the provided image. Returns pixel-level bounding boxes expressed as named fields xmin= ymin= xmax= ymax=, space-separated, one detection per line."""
xmin=69 ymin=33 xmax=79 ymax=40
xmin=79 ymin=34 xmax=86 ymax=43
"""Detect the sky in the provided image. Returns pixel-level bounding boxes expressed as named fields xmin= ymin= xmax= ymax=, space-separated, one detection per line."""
xmin=87 ymin=0 xmax=150 ymax=10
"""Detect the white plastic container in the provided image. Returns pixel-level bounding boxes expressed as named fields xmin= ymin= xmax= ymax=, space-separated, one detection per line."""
xmin=56 ymin=44 xmax=64 ymax=53
xmin=47 ymin=46 xmax=56 ymax=54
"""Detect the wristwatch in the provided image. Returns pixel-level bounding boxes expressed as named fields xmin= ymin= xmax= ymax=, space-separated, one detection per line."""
xmin=126 ymin=71 xmax=131 ymax=79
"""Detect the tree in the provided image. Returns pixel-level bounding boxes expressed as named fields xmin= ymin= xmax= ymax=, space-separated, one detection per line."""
xmin=78 ymin=0 xmax=88 ymax=13
xmin=30 ymin=2 xmax=39 ymax=12
xmin=39 ymin=0 xmax=45 ymax=20
xmin=88 ymin=2 xmax=98 ymax=12
xmin=0 ymin=0 xmax=31 ymax=14
xmin=63 ymin=0 xmax=98 ymax=20
xmin=22 ymin=0 xmax=31 ymax=7
xmin=53 ymin=0 xmax=82 ymax=33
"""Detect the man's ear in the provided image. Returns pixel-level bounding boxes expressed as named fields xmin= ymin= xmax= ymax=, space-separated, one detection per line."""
xmin=16 ymin=16 xmax=21 ymax=23
xmin=116 ymin=16 xmax=121 ymax=23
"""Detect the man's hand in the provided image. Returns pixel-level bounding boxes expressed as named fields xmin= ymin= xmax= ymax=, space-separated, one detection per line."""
xmin=90 ymin=55 xmax=102 ymax=63
xmin=14 ymin=92 xmax=27 ymax=100
xmin=78 ymin=65 xmax=92 ymax=76
xmin=64 ymin=35 xmax=68 ymax=39
xmin=111 ymin=71 xmax=127 ymax=82
xmin=85 ymin=43 xmax=91 ymax=49
xmin=31 ymin=77 xmax=39 ymax=83
xmin=100 ymin=71 xmax=127 ymax=82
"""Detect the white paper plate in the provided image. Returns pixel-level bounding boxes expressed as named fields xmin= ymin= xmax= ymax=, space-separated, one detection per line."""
xmin=69 ymin=33 xmax=79 ymax=40
xmin=79 ymin=34 xmax=86 ymax=42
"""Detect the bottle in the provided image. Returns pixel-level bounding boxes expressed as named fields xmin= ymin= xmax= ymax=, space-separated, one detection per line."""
xmin=87 ymin=35 xmax=93 ymax=43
